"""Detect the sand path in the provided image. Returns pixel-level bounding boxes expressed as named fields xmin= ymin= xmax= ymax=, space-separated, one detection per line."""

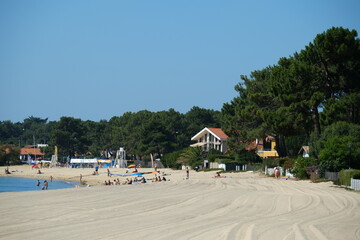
xmin=0 ymin=167 xmax=359 ymax=240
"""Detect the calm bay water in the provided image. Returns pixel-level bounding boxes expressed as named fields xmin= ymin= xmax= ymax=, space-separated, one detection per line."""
xmin=0 ymin=177 xmax=78 ymax=193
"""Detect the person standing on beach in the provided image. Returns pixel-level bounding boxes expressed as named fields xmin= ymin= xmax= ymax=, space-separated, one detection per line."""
xmin=36 ymin=180 xmax=40 ymax=187
xmin=50 ymin=176 xmax=53 ymax=182
xmin=107 ymin=168 xmax=111 ymax=177
xmin=95 ymin=165 xmax=99 ymax=175
xmin=42 ymin=180 xmax=48 ymax=190
xmin=274 ymin=167 xmax=280 ymax=179
xmin=186 ymin=167 xmax=189 ymax=179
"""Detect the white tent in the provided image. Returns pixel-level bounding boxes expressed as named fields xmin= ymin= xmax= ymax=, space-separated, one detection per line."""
xmin=70 ymin=158 xmax=98 ymax=164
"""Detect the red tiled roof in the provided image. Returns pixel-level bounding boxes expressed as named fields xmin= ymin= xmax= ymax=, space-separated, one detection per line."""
xmin=20 ymin=148 xmax=44 ymax=156
xmin=208 ymin=128 xmax=229 ymax=139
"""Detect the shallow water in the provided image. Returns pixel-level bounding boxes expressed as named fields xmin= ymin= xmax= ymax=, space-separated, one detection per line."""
xmin=0 ymin=176 xmax=78 ymax=192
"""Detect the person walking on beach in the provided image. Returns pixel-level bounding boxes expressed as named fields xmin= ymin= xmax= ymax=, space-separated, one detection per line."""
xmin=186 ymin=167 xmax=189 ymax=179
xmin=95 ymin=165 xmax=99 ymax=175
xmin=36 ymin=180 xmax=40 ymax=187
xmin=50 ymin=176 xmax=53 ymax=182
xmin=107 ymin=168 xmax=111 ymax=177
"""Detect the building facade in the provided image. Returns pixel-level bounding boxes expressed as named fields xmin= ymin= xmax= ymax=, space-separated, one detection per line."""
xmin=190 ymin=127 xmax=229 ymax=153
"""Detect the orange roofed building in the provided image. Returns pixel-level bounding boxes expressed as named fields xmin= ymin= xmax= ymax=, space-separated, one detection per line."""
xmin=246 ymin=136 xmax=279 ymax=158
xmin=20 ymin=145 xmax=45 ymax=162
xmin=190 ymin=127 xmax=229 ymax=153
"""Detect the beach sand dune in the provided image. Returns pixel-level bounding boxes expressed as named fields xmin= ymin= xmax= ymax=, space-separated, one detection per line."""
xmin=0 ymin=166 xmax=360 ymax=240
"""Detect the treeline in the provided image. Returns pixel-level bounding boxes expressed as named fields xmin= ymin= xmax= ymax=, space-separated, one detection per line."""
xmin=222 ymin=27 xmax=360 ymax=173
xmin=2 ymin=27 xmax=360 ymax=174
xmin=0 ymin=107 xmax=221 ymax=160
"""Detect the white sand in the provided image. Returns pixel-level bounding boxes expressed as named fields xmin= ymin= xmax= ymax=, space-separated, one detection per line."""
xmin=0 ymin=166 xmax=360 ymax=240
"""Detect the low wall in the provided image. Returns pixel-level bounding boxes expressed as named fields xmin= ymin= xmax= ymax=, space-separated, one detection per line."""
xmin=351 ymin=178 xmax=360 ymax=191
xmin=325 ymin=171 xmax=339 ymax=181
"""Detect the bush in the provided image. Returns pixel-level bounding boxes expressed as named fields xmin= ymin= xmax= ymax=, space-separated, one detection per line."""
xmin=292 ymin=157 xmax=318 ymax=179
xmin=161 ymin=150 xmax=182 ymax=169
xmin=353 ymin=172 xmax=360 ymax=179
xmin=339 ymin=169 xmax=360 ymax=186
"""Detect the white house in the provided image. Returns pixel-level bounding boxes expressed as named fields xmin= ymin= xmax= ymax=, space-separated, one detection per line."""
xmin=190 ymin=127 xmax=229 ymax=153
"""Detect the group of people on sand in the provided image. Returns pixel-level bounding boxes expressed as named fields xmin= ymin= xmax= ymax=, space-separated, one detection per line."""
xmin=151 ymin=176 xmax=167 ymax=182
xmin=104 ymin=176 xmax=149 ymax=185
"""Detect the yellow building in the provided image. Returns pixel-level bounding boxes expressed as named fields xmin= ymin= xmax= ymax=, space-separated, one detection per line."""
xmin=253 ymin=136 xmax=279 ymax=158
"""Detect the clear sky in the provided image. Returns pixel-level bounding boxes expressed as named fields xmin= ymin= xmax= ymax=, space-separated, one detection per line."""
xmin=1 ymin=0 xmax=359 ymax=123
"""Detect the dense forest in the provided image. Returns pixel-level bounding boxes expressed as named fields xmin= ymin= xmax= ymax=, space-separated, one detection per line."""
xmin=0 ymin=107 xmax=221 ymax=162
xmin=1 ymin=27 xmax=360 ymax=175
xmin=222 ymin=27 xmax=360 ymax=174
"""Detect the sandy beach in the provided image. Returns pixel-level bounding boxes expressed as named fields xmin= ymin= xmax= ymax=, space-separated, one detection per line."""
xmin=0 ymin=165 xmax=359 ymax=240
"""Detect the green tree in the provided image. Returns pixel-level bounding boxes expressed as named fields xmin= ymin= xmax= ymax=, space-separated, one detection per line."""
xmin=184 ymin=106 xmax=221 ymax=139
xmin=161 ymin=149 xmax=182 ymax=169
xmin=0 ymin=121 xmax=23 ymax=145
xmin=177 ymin=147 xmax=205 ymax=168
xmin=0 ymin=145 xmax=21 ymax=166
xmin=321 ymin=92 xmax=360 ymax=126
xmin=83 ymin=120 xmax=110 ymax=157
xmin=318 ymin=136 xmax=360 ymax=173
xmin=22 ymin=116 xmax=51 ymax=145
xmin=50 ymin=117 xmax=89 ymax=157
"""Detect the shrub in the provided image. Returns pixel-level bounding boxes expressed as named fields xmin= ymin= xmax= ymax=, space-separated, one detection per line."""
xmin=353 ymin=172 xmax=360 ymax=180
xmin=339 ymin=169 xmax=360 ymax=186
xmin=292 ymin=157 xmax=318 ymax=179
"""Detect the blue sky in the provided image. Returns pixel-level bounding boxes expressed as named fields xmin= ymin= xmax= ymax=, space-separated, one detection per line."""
xmin=1 ymin=0 xmax=359 ymax=122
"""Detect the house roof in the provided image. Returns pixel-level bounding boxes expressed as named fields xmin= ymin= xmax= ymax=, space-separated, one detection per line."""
xmin=298 ymin=146 xmax=310 ymax=154
xmin=191 ymin=127 xmax=229 ymax=141
xmin=245 ymin=141 xmax=259 ymax=151
xmin=20 ymin=147 xmax=44 ymax=156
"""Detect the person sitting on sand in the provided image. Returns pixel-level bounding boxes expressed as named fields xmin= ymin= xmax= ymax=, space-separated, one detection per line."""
xmin=162 ymin=176 xmax=166 ymax=181
xmin=5 ymin=167 xmax=11 ymax=174
xmin=215 ymin=172 xmax=221 ymax=178
xmin=37 ymin=169 xmax=42 ymax=174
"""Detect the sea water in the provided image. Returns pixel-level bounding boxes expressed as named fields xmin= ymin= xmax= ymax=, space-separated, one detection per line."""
xmin=0 ymin=177 xmax=78 ymax=193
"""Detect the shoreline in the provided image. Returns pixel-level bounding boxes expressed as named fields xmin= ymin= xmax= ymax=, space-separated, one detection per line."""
xmin=0 ymin=165 xmax=198 ymax=187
